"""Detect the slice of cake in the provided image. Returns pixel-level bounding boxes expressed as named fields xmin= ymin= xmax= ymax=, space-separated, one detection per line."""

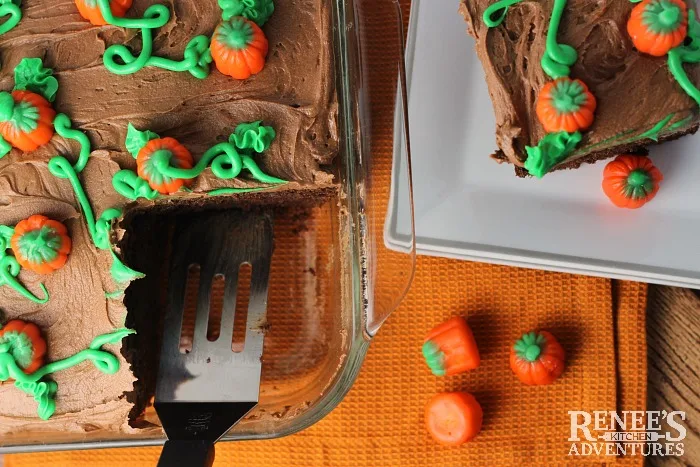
xmin=0 ymin=0 xmax=337 ymax=442
xmin=459 ymin=0 xmax=700 ymax=177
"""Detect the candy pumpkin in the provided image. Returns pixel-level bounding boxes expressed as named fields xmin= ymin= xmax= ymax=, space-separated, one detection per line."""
xmin=422 ymin=316 xmax=480 ymax=376
xmin=136 ymin=137 xmax=194 ymax=194
xmin=510 ymin=330 xmax=565 ymax=386
xmin=602 ymin=154 xmax=663 ymax=209
xmin=536 ymin=78 xmax=597 ymax=134
xmin=0 ymin=91 xmax=56 ymax=153
xmin=211 ymin=16 xmax=269 ymax=79
xmin=75 ymin=0 xmax=133 ymax=26
xmin=628 ymin=0 xmax=688 ymax=57
xmin=11 ymin=215 xmax=72 ymax=275
xmin=0 ymin=320 xmax=47 ymax=374
xmin=425 ymin=392 xmax=483 ymax=446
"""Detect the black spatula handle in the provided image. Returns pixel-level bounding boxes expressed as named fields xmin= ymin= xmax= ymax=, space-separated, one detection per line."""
xmin=157 ymin=440 xmax=214 ymax=467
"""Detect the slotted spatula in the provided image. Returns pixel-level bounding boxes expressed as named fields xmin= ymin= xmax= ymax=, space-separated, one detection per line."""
xmin=155 ymin=210 xmax=273 ymax=467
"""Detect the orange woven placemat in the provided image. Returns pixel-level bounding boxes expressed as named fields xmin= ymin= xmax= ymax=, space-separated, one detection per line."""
xmin=6 ymin=261 xmax=647 ymax=466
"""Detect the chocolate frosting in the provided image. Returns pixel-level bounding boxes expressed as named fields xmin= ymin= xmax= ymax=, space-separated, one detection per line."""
xmin=0 ymin=156 xmax=136 ymax=438
xmin=460 ymin=0 xmax=700 ymax=168
xmin=0 ymin=0 xmax=337 ymax=440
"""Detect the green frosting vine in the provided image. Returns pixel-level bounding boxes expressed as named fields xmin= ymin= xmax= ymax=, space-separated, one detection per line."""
xmin=482 ymin=0 xmax=523 ymax=27
xmin=0 ymin=0 xmax=21 ymax=36
xmin=13 ymin=57 xmax=58 ymax=102
xmin=0 ymin=326 xmax=134 ymax=420
xmin=53 ymin=114 xmax=91 ymax=172
xmin=219 ymin=0 xmax=274 ymax=26
xmin=541 ymin=0 xmax=577 ymax=79
xmin=113 ymin=122 xmax=286 ymax=200
xmin=524 ymin=131 xmax=582 ymax=179
xmin=48 ymin=155 xmax=144 ymax=288
xmin=95 ymin=0 xmax=212 ymax=78
xmin=47 ymin=114 xmax=145 ymax=290
xmin=667 ymin=10 xmax=700 ymax=106
xmin=421 ymin=340 xmax=446 ymax=377
xmin=483 ymin=0 xmax=576 ymax=78
xmin=571 ymin=111 xmax=695 ymax=156
xmin=0 ymin=225 xmax=49 ymax=303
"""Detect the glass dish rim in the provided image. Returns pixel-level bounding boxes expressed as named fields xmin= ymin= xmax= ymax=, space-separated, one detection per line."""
xmin=0 ymin=0 xmax=412 ymax=453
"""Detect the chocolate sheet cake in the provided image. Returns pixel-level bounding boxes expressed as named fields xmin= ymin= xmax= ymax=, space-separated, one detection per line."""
xmin=0 ymin=0 xmax=337 ymax=439
xmin=460 ymin=0 xmax=700 ymax=177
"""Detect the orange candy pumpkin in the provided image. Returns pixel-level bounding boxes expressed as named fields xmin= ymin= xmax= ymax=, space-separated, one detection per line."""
xmin=536 ymin=78 xmax=597 ymax=134
xmin=602 ymin=154 xmax=663 ymax=209
xmin=136 ymin=137 xmax=194 ymax=194
xmin=211 ymin=16 xmax=269 ymax=79
xmin=510 ymin=330 xmax=565 ymax=386
xmin=75 ymin=0 xmax=133 ymax=26
xmin=0 ymin=91 xmax=56 ymax=153
xmin=0 ymin=320 xmax=47 ymax=374
xmin=11 ymin=215 xmax=72 ymax=275
xmin=425 ymin=392 xmax=483 ymax=446
xmin=422 ymin=316 xmax=480 ymax=376
xmin=628 ymin=0 xmax=688 ymax=57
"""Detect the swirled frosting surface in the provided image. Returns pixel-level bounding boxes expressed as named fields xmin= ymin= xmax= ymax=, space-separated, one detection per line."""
xmin=460 ymin=0 xmax=699 ymax=168
xmin=0 ymin=0 xmax=336 ymax=441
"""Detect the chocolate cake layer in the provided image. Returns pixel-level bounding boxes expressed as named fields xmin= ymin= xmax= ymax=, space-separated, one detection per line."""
xmin=460 ymin=0 xmax=700 ymax=174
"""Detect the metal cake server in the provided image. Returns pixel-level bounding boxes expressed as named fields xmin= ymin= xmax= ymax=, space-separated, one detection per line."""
xmin=155 ymin=211 xmax=273 ymax=467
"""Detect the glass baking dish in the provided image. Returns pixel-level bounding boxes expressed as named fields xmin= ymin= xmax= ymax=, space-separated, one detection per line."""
xmin=0 ymin=0 xmax=414 ymax=453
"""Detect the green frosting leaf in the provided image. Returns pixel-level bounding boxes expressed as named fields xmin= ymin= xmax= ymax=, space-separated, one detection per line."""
xmin=125 ymin=123 xmax=159 ymax=158
xmin=110 ymin=251 xmax=145 ymax=284
xmin=219 ymin=0 xmax=274 ymax=26
xmin=524 ymin=131 xmax=582 ymax=178
xmin=15 ymin=380 xmax=57 ymax=420
xmin=230 ymin=121 xmax=276 ymax=153
xmin=13 ymin=58 xmax=58 ymax=103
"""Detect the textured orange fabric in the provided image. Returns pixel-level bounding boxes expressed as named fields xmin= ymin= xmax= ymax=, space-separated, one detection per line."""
xmin=6 ymin=264 xmax=647 ymax=466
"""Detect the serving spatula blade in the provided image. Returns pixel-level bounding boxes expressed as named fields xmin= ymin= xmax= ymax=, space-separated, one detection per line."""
xmin=154 ymin=210 xmax=273 ymax=466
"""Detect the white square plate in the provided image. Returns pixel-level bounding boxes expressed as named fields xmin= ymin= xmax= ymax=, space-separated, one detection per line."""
xmin=386 ymin=0 xmax=700 ymax=288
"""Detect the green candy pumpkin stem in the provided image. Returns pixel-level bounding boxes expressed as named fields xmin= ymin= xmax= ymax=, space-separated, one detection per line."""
xmin=625 ymin=169 xmax=653 ymax=199
xmin=514 ymin=332 xmax=546 ymax=362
